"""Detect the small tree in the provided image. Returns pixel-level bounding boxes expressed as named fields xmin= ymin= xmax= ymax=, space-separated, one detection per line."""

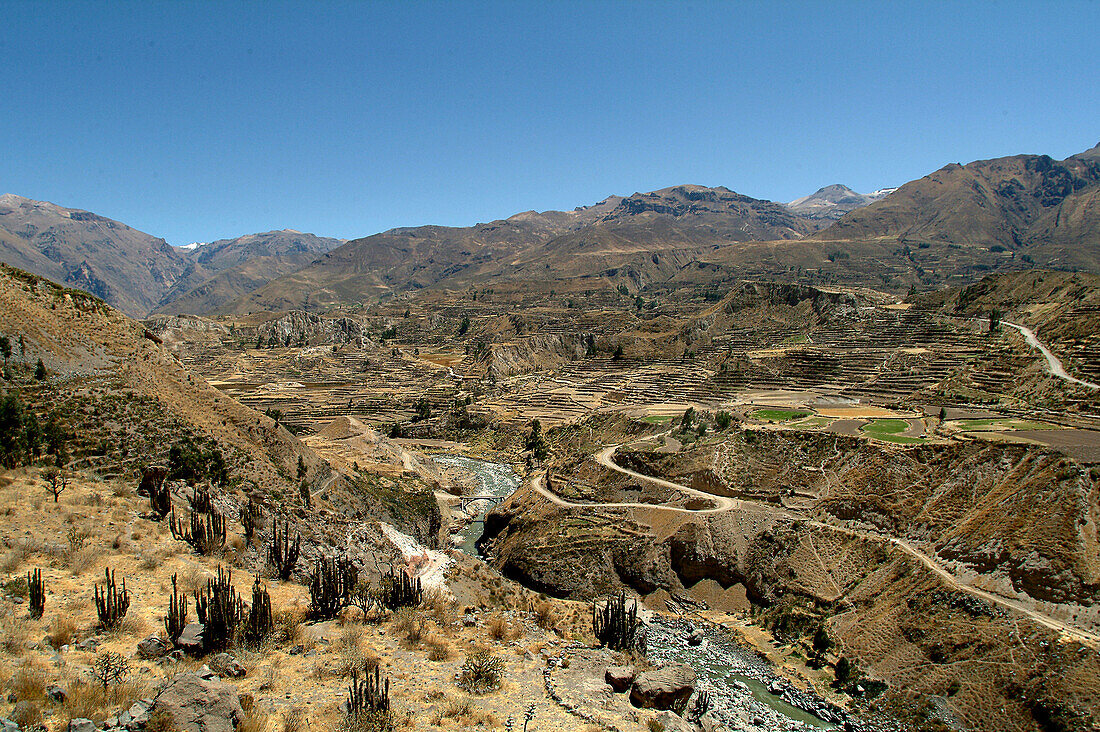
xmin=92 ymin=651 xmax=130 ymax=691
xmin=34 ymin=358 xmax=46 ymax=381
xmin=612 ymin=344 xmax=624 ymax=360
xmin=296 ymin=455 xmax=307 ymax=479
xmin=299 ymin=479 xmax=311 ymax=508
xmin=42 ymin=466 xmax=66 ymax=502
xmin=988 ymin=308 xmax=1001 ymax=334
xmin=715 ymin=410 xmax=732 ymax=430
xmin=0 ymin=336 xmax=10 ymax=367
xmin=834 ymin=656 xmax=853 ymax=684
xmin=681 ymin=406 xmax=695 ymax=430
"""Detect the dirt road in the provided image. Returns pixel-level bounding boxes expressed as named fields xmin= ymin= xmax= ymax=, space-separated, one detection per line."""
xmin=531 ymin=436 xmax=1100 ymax=649
xmin=1001 ymin=320 xmax=1100 ymax=390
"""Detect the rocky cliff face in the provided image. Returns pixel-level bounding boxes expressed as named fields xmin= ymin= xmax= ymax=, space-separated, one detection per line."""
xmin=256 ymin=310 xmax=367 ymax=347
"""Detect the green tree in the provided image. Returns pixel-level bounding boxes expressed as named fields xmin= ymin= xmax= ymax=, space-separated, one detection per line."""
xmin=612 ymin=344 xmax=624 ymax=360
xmin=413 ymin=398 xmax=431 ymax=422
xmin=0 ymin=335 xmax=11 ymax=367
xmin=34 ymin=358 xmax=46 ymax=380
xmin=297 ymin=455 xmax=307 ymax=479
xmin=0 ymin=394 xmax=27 ymax=467
xmin=457 ymin=315 xmax=471 ymax=336
xmin=681 ymin=407 xmax=695 ymax=429
xmin=715 ymin=411 xmax=732 ymax=430
xmin=834 ymin=656 xmax=853 ymax=685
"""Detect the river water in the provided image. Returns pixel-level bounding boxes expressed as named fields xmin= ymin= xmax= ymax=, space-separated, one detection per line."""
xmin=433 ymin=455 xmax=842 ymax=730
xmin=430 ymin=454 xmax=520 ymax=555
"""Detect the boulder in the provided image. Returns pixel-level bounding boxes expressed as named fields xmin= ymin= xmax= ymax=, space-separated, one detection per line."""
xmin=687 ymin=627 xmax=704 ymax=646
xmin=176 ymin=622 xmax=204 ymax=654
xmin=209 ymin=653 xmax=246 ymax=678
xmin=150 ymin=673 xmax=244 ymax=732
xmin=629 ymin=663 xmax=697 ymax=712
xmin=604 ymin=665 xmax=636 ymax=693
xmin=137 ymin=636 xmax=169 ymax=659
xmin=46 ymin=684 xmax=68 ymax=703
xmin=656 ymin=710 xmax=696 ymax=732
xmin=68 ymin=720 xmax=97 ymax=732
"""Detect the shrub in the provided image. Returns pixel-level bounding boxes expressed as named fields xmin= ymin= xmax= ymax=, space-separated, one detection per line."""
xmin=10 ymin=700 xmax=42 ymax=729
xmin=11 ymin=665 xmax=46 ymax=700
xmin=425 ymin=635 xmax=453 ymax=661
xmin=458 ymin=648 xmax=504 ymax=694
xmin=393 ymin=607 xmax=426 ymax=644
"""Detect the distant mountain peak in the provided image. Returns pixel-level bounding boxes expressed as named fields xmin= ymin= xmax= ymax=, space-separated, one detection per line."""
xmin=786 ymin=184 xmax=893 ymax=221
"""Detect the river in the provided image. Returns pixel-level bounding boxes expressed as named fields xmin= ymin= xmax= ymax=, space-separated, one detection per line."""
xmin=430 ymin=454 xmax=520 ymax=555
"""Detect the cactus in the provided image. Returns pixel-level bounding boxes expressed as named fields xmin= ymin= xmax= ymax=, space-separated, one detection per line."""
xmin=239 ymin=496 xmax=263 ymax=544
xmin=149 ymin=477 xmax=172 ymax=519
xmin=27 ymin=568 xmax=44 ymax=619
xmin=94 ymin=567 xmax=131 ymax=630
xmin=592 ymin=590 xmax=639 ymax=651
xmin=243 ymin=577 xmax=273 ymax=649
xmin=164 ymin=573 xmax=188 ymax=644
xmin=170 ymin=508 xmax=226 ymax=555
xmin=379 ymin=566 xmax=422 ymax=610
xmin=309 ymin=556 xmax=357 ymax=620
xmin=190 ymin=484 xmax=213 ymax=513
xmin=346 ymin=665 xmax=390 ymax=725
xmin=147 ymin=469 xmax=172 ymax=519
xmin=194 ymin=566 xmax=244 ymax=652
xmin=268 ymin=520 xmax=301 ymax=581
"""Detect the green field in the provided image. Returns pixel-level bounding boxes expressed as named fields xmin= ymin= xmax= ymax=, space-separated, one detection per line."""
xmin=752 ymin=409 xmax=811 ymax=422
xmin=861 ymin=418 xmax=924 ymax=444
xmin=955 ymin=418 xmax=1058 ymax=431
xmin=640 ymin=414 xmax=675 ymax=424
xmin=791 ymin=416 xmax=832 ymax=428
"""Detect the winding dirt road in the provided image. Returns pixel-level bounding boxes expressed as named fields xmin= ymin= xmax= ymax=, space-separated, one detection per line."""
xmin=1001 ymin=320 xmax=1100 ymax=390
xmin=532 ymin=435 xmax=1100 ymax=648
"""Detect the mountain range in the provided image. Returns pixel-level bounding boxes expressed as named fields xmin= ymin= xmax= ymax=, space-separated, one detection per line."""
xmin=3 ymin=140 xmax=1098 ymax=316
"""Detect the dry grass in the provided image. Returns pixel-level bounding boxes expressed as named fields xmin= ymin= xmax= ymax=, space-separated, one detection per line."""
xmin=531 ymin=599 xmax=558 ymax=630
xmin=273 ymin=609 xmax=304 ymax=647
xmin=485 ymin=612 xmax=523 ymax=642
xmin=423 ymin=586 xmax=457 ymax=630
xmin=48 ymin=613 xmax=79 ymax=647
xmin=283 ymin=706 xmax=308 ymax=732
xmin=11 ymin=664 xmax=46 ymax=701
xmin=68 ymin=546 xmax=98 ymax=575
xmin=0 ymin=610 xmax=31 ymax=655
xmin=424 ymin=634 xmax=453 ymax=661
xmin=179 ymin=562 xmax=213 ymax=594
xmin=10 ymin=700 xmax=42 ymax=729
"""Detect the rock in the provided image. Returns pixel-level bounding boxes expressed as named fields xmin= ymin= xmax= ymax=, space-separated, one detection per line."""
xmin=196 ymin=665 xmax=216 ymax=679
xmin=150 ymin=673 xmax=244 ymax=732
xmin=463 ymin=613 xmax=477 ymax=627
xmin=688 ymin=628 xmax=704 ymax=646
xmin=656 ymin=710 xmax=696 ymax=732
xmin=1 ymin=719 xmax=18 ymax=732
xmin=288 ymin=644 xmax=305 ymax=656
xmin=75 ymin=637 xmax=100 ymax=652
xmin=68 ymin=718 xmax=97 ymax=732
xmin=209 ymin=653 xmax=246 ymax=678
xmin=5 ymin=692 xmax=14 ymax=703
xmin=46 ymin=684 xmax=68 ymax=703
xmin=176 ymin=622 xmax=204 ymax=654
xmin=605 ymin=665 xmax=636 ymax=693
xmin=629 ymin=663 xmax=697 ymax=712
xmin=137 ymin=636 xmax=169 ymax=659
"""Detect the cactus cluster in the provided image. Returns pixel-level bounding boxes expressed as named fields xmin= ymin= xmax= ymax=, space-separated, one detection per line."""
xmin=94 ymin=567 xmax=131 ymax=630
xmin=309 ymin=556 xmax=358 ymax=620
xmin=170 ymin=508 xmax=226 ymax=555
xmin=239 ymin=496 xmax=263 ymax=544
xmin=195 ymin=566 xmax=244 ymax=652
xmin=269 ymin=520 xmax=301 ymax=580
xmin=592 ymin=590 xmax=639 ymax=651
xmin=243 ymin=578 xmax=273 ymax=648
xmin=164 ymin=573 xmax=188 ymax=644
xmin=346 ymin=665 xmax=390 ymax=725
xmin=27 ymin=568 xmax=45 ymax=619
xmin=380 ymin=567 xmax=422 ymax=610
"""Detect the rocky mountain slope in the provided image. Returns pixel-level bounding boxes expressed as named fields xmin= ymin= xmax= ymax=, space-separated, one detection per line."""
xmin=232 ymin=186 xmax=814 ymax=312
xmin=0 ymin=263 xmax=327 ymax=493
xmin=0 ymin=194 xmax=192 ymax=317
xmin=817 ymin=143 xmax=1100 ymax=269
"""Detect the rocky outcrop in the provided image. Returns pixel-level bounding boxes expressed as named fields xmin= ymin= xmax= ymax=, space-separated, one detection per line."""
xmin=256 ymin=310 xmax=367 ymax=347
xmin=629 ymin=663 xmax=696 ymax=711
xmin=150 ymin=672 xmax=244 ymax=732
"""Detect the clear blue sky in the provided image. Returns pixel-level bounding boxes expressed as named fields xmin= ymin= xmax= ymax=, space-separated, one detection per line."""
xmin=3 ymin=1 xmax=1098 ymax=246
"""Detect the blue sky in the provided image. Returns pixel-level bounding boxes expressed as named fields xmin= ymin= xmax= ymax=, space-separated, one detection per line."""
xmin=2 ymin=1 xmax=1098 ymax=245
